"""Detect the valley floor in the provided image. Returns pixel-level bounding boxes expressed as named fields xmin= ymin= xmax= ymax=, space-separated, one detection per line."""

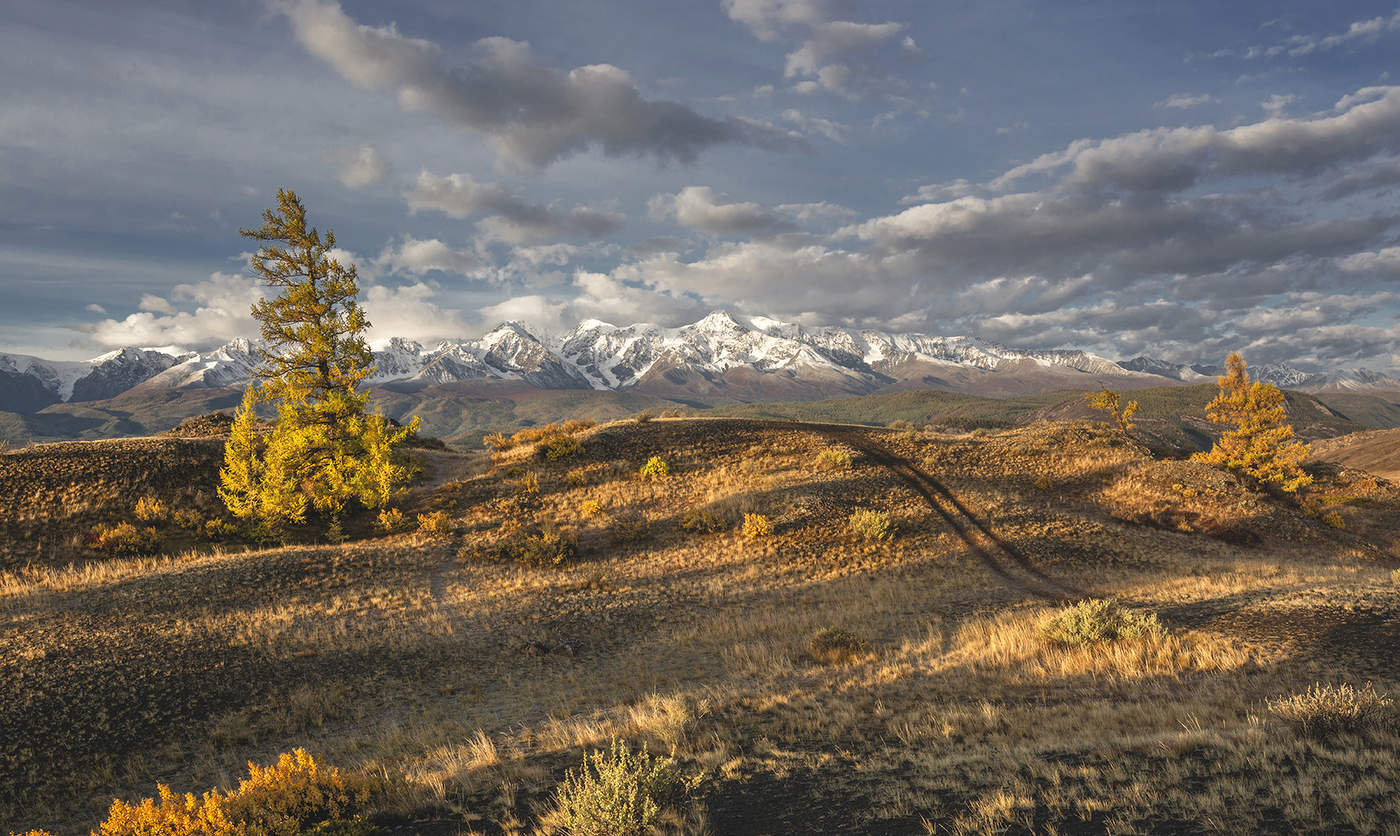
xmin=2 ymin=419 xmax=1398 ymax=834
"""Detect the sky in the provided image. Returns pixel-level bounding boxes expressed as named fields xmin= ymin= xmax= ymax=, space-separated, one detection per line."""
xmin=2 ymin=0 xmax=1399 ymax=372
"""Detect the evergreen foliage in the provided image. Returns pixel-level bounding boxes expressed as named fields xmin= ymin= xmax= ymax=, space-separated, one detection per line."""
xmin=1194 ymin=353 xmax=1312 ymax=493
xmin=218 ymin=190 xmax=418 ymax=534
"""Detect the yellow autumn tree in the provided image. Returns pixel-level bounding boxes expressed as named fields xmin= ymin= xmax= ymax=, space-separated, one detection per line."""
xmin=1087 ymin=388 xmax=1138 ymax=434
xmin=1193 ymin=353 xmax=1312 ymax=493
xmin=219 ymin=189 xmax=417 ymax=535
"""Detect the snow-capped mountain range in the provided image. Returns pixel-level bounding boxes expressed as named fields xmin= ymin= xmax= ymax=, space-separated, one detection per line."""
xmin=2 ymin=311 xmax=1397 ymax=413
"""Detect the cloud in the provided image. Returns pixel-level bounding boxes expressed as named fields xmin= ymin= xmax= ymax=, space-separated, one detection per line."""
xmin=990 ymin=86 xmax=1400 ymax=194
xmin=405 ymin=170 xmax=624 ymax=243
xmin=722 ymin=0 xmax=840 ymax=41
xmin=1260 ymin=92 xmax=1299 ymax=118
xmin=322 ymin=143 xmax=388 ymax=188
xmin=89 ymin=272 xmax=263 ymax=350
xmin=783 ymin=21 xmax=906 ymax=77
xmin=780 ymin=108 xmax=850 ymax=142
xmin=362 ymin=281 xmax=472 ymax=343
xmin=375 ymin=236 xmax=482 ymax=277
xmin=1242 ymin=9 xmax=1400 ymax=59
xmin=1154 ymin=93 xmax=1219 ymax=110
xmin=84 ymin=303 xmax=107 ymax=315
xmin=648 ymin=186 xmax=797 ymax=237
xmin=276 ymin=0 xmax=798 ymax=168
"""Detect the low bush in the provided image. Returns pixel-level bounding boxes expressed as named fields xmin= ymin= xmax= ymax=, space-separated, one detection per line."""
xmin=847 ymin=509 xmax=894 ymax=541
xmin=634 ymin=410 xmax=656 ymax=424
xmin=680 ymin=508 xmax=727 ymax=534
xmin=94 ymin=749 xmax=375 ymax=836
xmin=580 ymin=499 xmax=603 ymax=518
xmin=376 ymin=507 xmax=406 ymax=532
xmin=1039 ymin=599 xmax=1163 ymax=646
xmin=888 ymin=419 xmax=913 ymax=430
xmin=496 ymin=529 xmax=578 ymax=567
xmin=741 ymin=513 xmax=772 ymax=539
xmin=133 ymin=496 xmax=169 ymax=523
xmin=202 ymin=518 xmax=239 ymax=541
xmin=171 ymin=508 xmax=204 ymax=531
xmin=547 ymin=740 xmax=680 ymax=836
xmin=1268 ymin=682 xmax=1394 ymax=738
xmin=416 ymin=510 xmax=451 ymax=536
xmin=1034 ymin=475 xmax=1054 ymax=492
xmin=90 ymin=522 xmax=161 ymax=556
xmin=807 ymin=627 xmax=870 ymax=665
xmin=542 ymin=433 xmax=583 ymax=461
xmin=814 ymin=447 xmax=853 ymax=471
xmin=610 ymin=510 xmax=650 ymax=542
xmin=1322 ymin=510 xmax=1346 ymax=529
xmin=638 ymin=456 xmax=670 ymax=480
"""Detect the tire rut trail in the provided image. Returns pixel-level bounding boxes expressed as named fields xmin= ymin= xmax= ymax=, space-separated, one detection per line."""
xmin=820 ymin=427 xmax=1086 ymax=601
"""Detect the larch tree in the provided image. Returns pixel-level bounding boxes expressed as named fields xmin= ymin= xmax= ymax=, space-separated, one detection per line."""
xmin=1194 ymin=353 xmax=1312 ymax=493
xmin=219 ymin=189 xmax=418 ymax=536
xmin=1087 ymin=388 xmax=1138 ymax=435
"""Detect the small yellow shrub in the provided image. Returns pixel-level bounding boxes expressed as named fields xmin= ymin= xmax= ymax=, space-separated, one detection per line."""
xmin=638 ymin=456 xmax=669 ymax=480
xmin=542 ymin=433 xmax=582 ymax=461
xmin=417 ymin=510 xmax=451 ymax=535
xmin=376 ymin=507 xmax=406 ymax=532
xmin=133 ymin=496 xmax=169 ymax=523
xmin=202 ymin=518 xmax=239 ymax=541
xmin=847 ymin=509 xmax=894 ymax=541
xmin=580 ymin=499 xmax=603 ymax=518
xmin=814 ymin=447 xmax=853 ymax=470
xmin=1268 ymin=682 xmax=1394 ymax=738
xmin=635 ymin=409 xmax=656 ymax=423
xmin=1322 ymin=510 xmax=1345 ymax=529
xmin=1034 ymin=475 xmax=1054 ymax=492
xmin=483 ymin=431 xmax=512 ymax=452
xmin=90 ymin=522 xmax=161 ymax=556
xmin=171 ymin=508 xmax=204 ymax=531
xmin=94 ymin=749 xmax=374 ymax=836
xmin=680 ymin=508 xmax=727 ymax=534
xmin=565 ymin=468 xmax=590 ymax=487
xmin=741 ymin=513 xmax=772 ymax=538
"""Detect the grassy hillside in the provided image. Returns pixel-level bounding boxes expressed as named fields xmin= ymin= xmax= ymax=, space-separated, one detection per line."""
xmin=1311 ymin=428 xmax=1400 ymax=482
xmin=3 ymin=418 xmax=1398 ymax=833
xmin=694 ymin=388 xmax=1068 ymax=429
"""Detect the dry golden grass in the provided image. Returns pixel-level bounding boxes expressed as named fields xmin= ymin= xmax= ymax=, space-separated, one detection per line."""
xmin=3 ymin=418 xmax=1398 ymax=834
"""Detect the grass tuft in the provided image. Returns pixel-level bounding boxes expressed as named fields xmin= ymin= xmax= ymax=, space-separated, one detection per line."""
xmin=1039 ymin=599 xmax=1164 ymax=646
xmin=847 ymin=509 xmax=894 ymax=541
xmin=1268 ymin=682 xmax=1394 ymax=738
xmin=544 ymin=739 xmax=680 ymax=836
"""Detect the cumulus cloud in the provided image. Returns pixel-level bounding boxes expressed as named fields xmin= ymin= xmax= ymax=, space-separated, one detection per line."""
xmin=405 ymin=170 xmax=624 ymax=243
xmin=322 ymin=143 xmax=388 ymax=188
xmin=276 ymin=0 xmax=797 ymax=169
xmin=648 ymin=186 xmax=797 ymax=237
xmin=375 ymin=236 xmax=482 ymax=277
xmin=89 ymin=272 xmax=263 ymax=350
xmin=363 ymin=281 xmax=472 ymax=343
xmin=780 ymin=108 xmax=850 ymax=142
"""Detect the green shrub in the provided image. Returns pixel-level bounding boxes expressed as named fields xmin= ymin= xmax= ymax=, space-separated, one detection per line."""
xmin=1039 ymin=599 xmax=1163 ymax=646
xmin=680 ymin=508 xmax=727 ymax=534
xmin=133 ymin=496 xmax=169 ymax=524
xmin=814 ymin=447 xmax=853 ymax=470
xmin=548 ymin=740 xmax=680 ymax=836
xmin=1268 ymin=682 xmax=1394 ymax=738
xmin=542 ymin=433 xmax=583 ymax=461
xmin=639 ymin=456 xmax=669 ymax=480
xmin=807 ymin=627 xmax=870 ymax=665
xmin=90 ymin=522 xmax=161 ymax=556
xmin=847 ymin=509 xmax=894 ymax=541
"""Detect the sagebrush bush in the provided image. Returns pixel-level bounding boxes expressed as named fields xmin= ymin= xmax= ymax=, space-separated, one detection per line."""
xmin=548 ymin=740 xmax=680 ymax=836
xmin=133 ymin=496 xmax=169 ymax=523
xmin=639 ymin=456 xmax=669 ymax=480
xmin=542 ymin=433 xmax=583 ymax=461
xmin=1039 ymin=599 xmax=1163 ymax=646
xmin=680 ymin=508 xmax=727 ymax=534
xmin=1268 ymin=682 xmax=1394 ymax=738
xmin=94 ymin=749 xmax=374 ymax=836
xmin=814 ymin=447 xmax=853 ymax=470
xmin=634 ymin=409 xmax=656 ymax=424
xmin=1322 ymin=510 xmax=1345 ymax=529
xmin=496 ymin=529 xmax=578 ymax=567
xmin=610 ymin=510 xmax=650 ymax=542
xmin=376 ymin=507 xmax=406 ymax=532
xmin=847 ymin=509 xmax=894 ymax=541
xmin=416 ymin=510 xmax=451 ymax=535
xmin=741 ymin=513 xmax=772 ymax=539
xmin=807 ymin=627 xmax=870 ymax=665
xmin=90 ymin=522 xmax=161 ymax=556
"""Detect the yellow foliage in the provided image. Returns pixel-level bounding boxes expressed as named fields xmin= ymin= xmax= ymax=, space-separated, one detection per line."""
xmin=1087 ymin=388 xmax=1138 ymax=434
xmin=580 ymin=499 xmax=603 ymax=518
xmin=638 ymin=456 xmax=670 ymax=480
xmin=1194 ymin=354 xmax=1312 ymax=493
xmin=741 ymin=513 xmax=772 ymax=538
xmin=133 ymin=496 xmax=168 ymax=523
xmin=90 ymin=522 xmax=161 ymax=556
xmin=417 ymin=510 xmax=451 ymax=535
xmin=847 ymin=509 xmax=894 ymax=541
xmin=377 ymin=507 xmax=406 ymax=532
xmin=93 ymin=749 xmax=372 ymax=836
